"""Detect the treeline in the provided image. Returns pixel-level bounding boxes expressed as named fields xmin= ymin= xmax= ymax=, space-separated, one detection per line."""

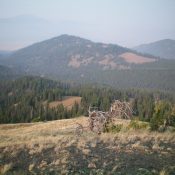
xmin=0 ymin=76 xmax=82 ymax=123
xmin=0 ymin=76 xmax=175 ymax=129
xmin=132 ymin=92 xmax=175 ymax=130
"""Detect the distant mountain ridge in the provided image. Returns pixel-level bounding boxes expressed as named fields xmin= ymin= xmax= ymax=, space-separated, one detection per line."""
xmin=0 ymin=34 xmax=156 ymax=73
xmin=133 ymin=39 xmax=175 ymax=59
xmin=0 ymin=34 xmax=175 ymax=91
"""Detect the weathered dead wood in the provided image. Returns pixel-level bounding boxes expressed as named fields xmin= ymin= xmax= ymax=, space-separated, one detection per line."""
xmin=110 ymin=100 xmax=133 ymax=119
xmin=88 ymin=108 xmax=107 ymax=134
xmin=75 ymin=100 xmax=133 ymax=136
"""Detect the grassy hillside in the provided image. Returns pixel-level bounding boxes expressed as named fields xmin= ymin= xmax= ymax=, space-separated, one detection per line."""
xmin=48 ymin=96 xmax=81 ymax=109
xmin=0 ymin=117 xmax=175 ymax=175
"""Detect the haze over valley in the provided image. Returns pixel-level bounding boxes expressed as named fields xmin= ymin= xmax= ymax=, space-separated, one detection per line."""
xmin=0 ymin=0 xmax=175 ymax=174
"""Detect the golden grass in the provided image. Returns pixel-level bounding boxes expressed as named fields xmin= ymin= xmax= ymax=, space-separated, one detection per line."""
xmin=0 ymin=117 xmax=175 ymax=174
xmin=0 ymin=116 xmax=174 ymax=148
xmin=49 ymin=96 xmax=81 ymax=109
xmin=0 ymin=116 xmax=87 ymax=147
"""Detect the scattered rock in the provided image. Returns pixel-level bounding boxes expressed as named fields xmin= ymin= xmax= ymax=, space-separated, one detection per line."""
xmin=167 ymin=147 xmax=172 ymax=151
xmin=39 ymin=160 xmax=47 ymax=168
xmin=29 ymin=163 xmax=35 ymax=171
xmin=88 ymin=162 xmax=96 ymax=168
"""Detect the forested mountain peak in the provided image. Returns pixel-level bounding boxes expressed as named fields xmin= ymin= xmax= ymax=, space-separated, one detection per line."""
xmin=1 ymin=34 xmax=156 ymax=72
xmin=1 ymin=35 xmax=175 ymax=91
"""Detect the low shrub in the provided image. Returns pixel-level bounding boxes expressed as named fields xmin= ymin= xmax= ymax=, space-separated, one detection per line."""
xmin=128 ymin=120 xmax=149 ymax=130
xmin=150 ymin=101 xmax=175 ymax=131
xmin=104 ymin=123 xmax=123 ymax=133
xmin=32 ymin=117 xmax=41 ymax=122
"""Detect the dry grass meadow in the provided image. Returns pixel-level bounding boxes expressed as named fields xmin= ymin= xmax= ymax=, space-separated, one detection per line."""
xmin=0 ymin=116 xmax=175 ymax=175
xmin=48 ymin=96 xmax=82 ymax=109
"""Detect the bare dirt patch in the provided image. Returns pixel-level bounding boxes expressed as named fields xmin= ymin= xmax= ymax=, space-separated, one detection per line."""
xmin=119 ymin=52 xmax=156 ymax=64
xmin=68 ymin=55 xmax=94 ymax=68
xmin=99 ymin=57 xmax=117 ymax=69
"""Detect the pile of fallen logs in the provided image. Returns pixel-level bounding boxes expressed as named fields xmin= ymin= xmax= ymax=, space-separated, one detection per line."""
xmin=76 ymin=100 xmax=133 ymax=135
xmin=110 ymin=100 xmax=133 ymax=119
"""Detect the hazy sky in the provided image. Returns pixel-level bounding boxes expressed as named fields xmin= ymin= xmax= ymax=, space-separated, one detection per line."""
xmin=0 ymin=0 xmax=175 ymax=50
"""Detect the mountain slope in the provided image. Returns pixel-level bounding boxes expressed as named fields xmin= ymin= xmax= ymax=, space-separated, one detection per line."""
xmin=1 ymin=34 xmax=156 ymax=73
xmin=0 ymin=65 xmax=22 ymax=80
xmin=0 ymin=50 xmax=13 ymax=56
xmin=1 ymin=35 xmax=175 ymax=91
xmin=133 ymin=39 xmax=175 ymax=59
